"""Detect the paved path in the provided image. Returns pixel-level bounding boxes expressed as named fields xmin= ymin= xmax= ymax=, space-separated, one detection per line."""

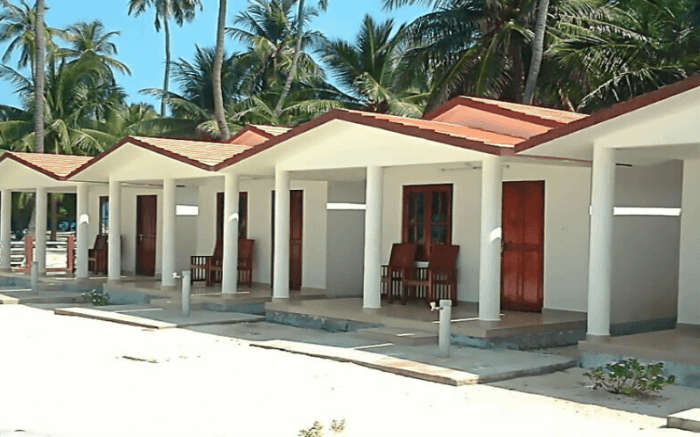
xmin=0 ymin=305 xmax=695 ymax=436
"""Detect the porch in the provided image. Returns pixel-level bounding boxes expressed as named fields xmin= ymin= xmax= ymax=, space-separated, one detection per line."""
xmin=579 ymin=326 xmax=700 ymax=388
xmin=265 ymin=297 xmax=587 ymax=350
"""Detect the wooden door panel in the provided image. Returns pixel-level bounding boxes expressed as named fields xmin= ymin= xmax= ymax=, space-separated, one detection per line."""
xmin=136 ymin=195 xmax=157 ymax=277
xmin=289 ymin=190 xmax=303 ymax=290
xmin=501 ymin=181 xmax=544 ymax=312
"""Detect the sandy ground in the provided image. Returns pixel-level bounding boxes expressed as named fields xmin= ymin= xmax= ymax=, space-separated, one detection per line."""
xmin=0 ymin=305 xmax=696 ymax=437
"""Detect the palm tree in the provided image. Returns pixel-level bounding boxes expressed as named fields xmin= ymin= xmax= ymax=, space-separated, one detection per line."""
xmin=523 ymin=0 xmax=550 ymax=104
xmin=0 ymin=0 xmax=59 ymax=79
xmin=384 ymin=0 xmax=546 ymax=107
xmin=213 ymin=0 xmax=230 ymax=140
xmin=33 ymin=0 xmax=45 ymax=154
xmin=321 ymin=15 xmax=428 ymax=116
xmin=227 ymin=0 xmax=325 ymax=96
xmin=547 ymin=0 xmax=700 ymax=111
xmin=127 ymin=0 xmax=202 ymax=116
xmin=274 ymin=0 xmax=328 ymax=117
xmin=61 ymin=21 xmax=131 ymax=77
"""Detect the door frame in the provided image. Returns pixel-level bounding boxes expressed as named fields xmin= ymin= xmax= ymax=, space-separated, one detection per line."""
xmin=500 ymin=180 xmax=545 ymax=312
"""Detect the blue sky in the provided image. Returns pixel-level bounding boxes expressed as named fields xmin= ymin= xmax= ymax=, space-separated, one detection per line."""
xmin=0 ymin=0 xmax=429 ymax=109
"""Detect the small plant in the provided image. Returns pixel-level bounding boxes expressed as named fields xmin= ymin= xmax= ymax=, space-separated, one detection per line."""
xmin=584 ymin=358 xmax=675 ymax=396
xmin=82 ymin=289 xmax=110 ymax=306
xmin=298 ymin=419 xmax=346 ymax=437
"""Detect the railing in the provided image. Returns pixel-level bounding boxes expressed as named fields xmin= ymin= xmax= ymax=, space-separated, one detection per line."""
xmin=11 ymin=232 xmax=76 ymax=273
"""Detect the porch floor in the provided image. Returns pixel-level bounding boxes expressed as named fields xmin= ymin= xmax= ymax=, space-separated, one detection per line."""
xmin=265 ymin=297 xmax=587 ymax=348
xmin=579 ymin=326 xmax=700 ymax=366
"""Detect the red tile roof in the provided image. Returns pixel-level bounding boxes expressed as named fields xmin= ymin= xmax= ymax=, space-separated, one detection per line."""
xmin=130 ymin=136 xmax=253 ymax=167
xmin=516 ymin=74 xmax=700 ymax=153
xmin=0 ymin=152 xmax=93 ymax=180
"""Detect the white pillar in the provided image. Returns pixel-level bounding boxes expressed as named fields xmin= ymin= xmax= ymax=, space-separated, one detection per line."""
xmin=108 ymin=179 xmax=121 ymax=282
xmin=273 ymin=167 xmax=290 ymax=299
xmin=587 ymin=145 xmax=616 ymax=337
xmin=478 ymin=156 xmax=502 ymax=321
xmin=221 ymin=173 xmax=240 ymax=294
xmin=35 ymin=187 xmax=47 ymax=275
xmin=75 ymin=183 xmax=89 ymax=279
xmin=161 ymin=177 xmax=177 ymax=288
xmin=363 ymin=165 xmax=383 ymax=309
xmin=0 ymin=189 xmax=11 ymax=271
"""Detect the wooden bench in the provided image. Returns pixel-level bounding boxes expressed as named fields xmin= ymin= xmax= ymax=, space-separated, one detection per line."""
xmin=191 ymin=239 xmax=255 ymax=287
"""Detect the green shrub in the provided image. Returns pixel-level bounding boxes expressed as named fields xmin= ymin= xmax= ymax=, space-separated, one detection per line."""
xmin=298 ymin=419 xmax=346 ymax=437
xmin=82 ymin=289 xmax=110 ymax=306
xmin=584 ymin=358 xmax=675 ymax=396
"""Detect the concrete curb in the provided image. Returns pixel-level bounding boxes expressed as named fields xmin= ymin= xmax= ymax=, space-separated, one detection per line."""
xmin=251 ymin=340 xmax=576 ymax=386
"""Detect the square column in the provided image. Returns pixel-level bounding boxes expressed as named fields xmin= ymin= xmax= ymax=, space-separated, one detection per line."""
xmin=35 ymin=187 xmax=47 ymax=274
xmin=587 ymin=145 xmax=616 ymax=337
xmin=221 ymin=173 xmax=240 ymax=294
xmin=363 ymin=166 xmax=383 ymax=309
xmin=273 ymin=167 xmax=290 ymax=299
xmin=478 ymin=156 xmax=503 ymax=321
xmin=108 ymin=179 xmax=122 ymax=282
xmin=161 ymin=177 xmax=177 ymax=288
xmin=75 ymin=183 xmax=89 ymax=279
xmin=0 ymin=189 xmax=11 ymax=271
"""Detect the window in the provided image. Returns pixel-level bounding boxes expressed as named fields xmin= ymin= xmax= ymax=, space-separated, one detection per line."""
xmin=402 ymin=184 xmax=453 ymax=260
xmin=216 ymin=192 xmax=248 ymax=241
xmin=99 ymin=196 xmax=109 ymax=235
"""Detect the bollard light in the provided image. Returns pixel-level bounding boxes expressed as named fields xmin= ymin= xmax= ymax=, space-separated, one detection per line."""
xmin=181 ymin=270 xmax=192 ymax=317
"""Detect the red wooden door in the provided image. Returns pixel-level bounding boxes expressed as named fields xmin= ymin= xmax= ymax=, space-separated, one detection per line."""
xmin=271 ymin=190 xmax=303 ymax=290
xmin=136 ymin=195 xmax=157 ymax=276
xmin=289 ymin=190 xmax=303 ymax=290
xmin=501 ymin=181 xmax=544 ymax=312
xmin=216 ymin=192 xmax=248 ymax=242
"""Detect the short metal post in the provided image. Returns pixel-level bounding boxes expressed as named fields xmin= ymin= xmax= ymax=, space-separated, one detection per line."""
xmin=181 ymin=270 xmax=191 ymax=317
xmin=439 ymin=299 xmax=452 ymax=357
xmin=31 ymin=260 xmax=39 ymax=292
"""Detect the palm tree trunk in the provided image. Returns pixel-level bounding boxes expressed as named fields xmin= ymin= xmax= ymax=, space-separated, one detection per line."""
xmin=213 ymin=0 xmax=231 ymax=141
xmin=510 ymin=39 xmax=525 ymax=103
xmin=274 ymin=0 xmax=306 ymax=118
xmin=34 ymin=0 xmax=45 ymax=153
xmin=161 ymin=15 xmax=171 ymax=117
xmin=523 ymin=0 xmax=550 ymax=104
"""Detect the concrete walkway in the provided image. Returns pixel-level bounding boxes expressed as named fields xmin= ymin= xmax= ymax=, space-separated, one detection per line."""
xmin=55 ymin=305 xmax=264 ymax=329
xmin=0 ymin=289 xmax=84 ymax=305
xmin=194 ymin=321 xmax=576 ymax=386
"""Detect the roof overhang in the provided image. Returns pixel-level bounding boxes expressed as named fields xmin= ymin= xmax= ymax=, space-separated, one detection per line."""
xmin=68 ymin=138 xmax=217 ymax=183
xmin=217 ymin=118 xmax=503 ymax=178
xmin=516 ymin=75 xmax=700 ymax=165
xmin=0 ymin=156 xmax=77 ymax=191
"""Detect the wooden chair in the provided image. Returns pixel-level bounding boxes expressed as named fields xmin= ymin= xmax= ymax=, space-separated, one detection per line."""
xmin=88 ymin=235 xmax=108 ymax=274
xmin=404 ymin=244 xmax=459 ymax=306
xmin=238 ymin=239 xmax=254 ymax=287
xmin=380 ymin=243 xmax=417 ymax=303
xmin=191 ymin=239 xmax=255 ymax=287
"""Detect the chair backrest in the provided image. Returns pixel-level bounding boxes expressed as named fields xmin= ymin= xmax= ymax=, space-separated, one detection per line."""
xmin=428 ymin=244 xmax=459 ymax=274
xmin=212 ymin=237 xmax=223 ymax=259
xmin=388 ymin=243 xmax=417 ymax=270
xmin=94 ymin=234 xmax=107 ymax=251
xmin=238 ymin=239 xmax=254 ymax=260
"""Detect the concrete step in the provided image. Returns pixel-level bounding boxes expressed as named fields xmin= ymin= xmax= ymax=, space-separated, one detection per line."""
xmin=668 ymin=408 xmax=700 ymax=432
xmin=356 ymin=327 xmax=438 ymax=346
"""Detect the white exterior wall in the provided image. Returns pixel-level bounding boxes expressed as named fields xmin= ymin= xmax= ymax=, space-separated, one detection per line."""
xmin=195 ymin=178 xmax=328 ymax=289
xmin=87 ymin=184 xmax=198 ymax=276
xmin=678 ymin=160 xmax=700 ymax=325
xmin=326 ymin=181 xmax=365 ymax=297
xmin=381 ymin=162 xmax=592 ymax=308
xmin=611 ymin=160 xmax=681 ymax=324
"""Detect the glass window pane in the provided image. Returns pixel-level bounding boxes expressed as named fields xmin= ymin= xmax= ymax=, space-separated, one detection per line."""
xmin=407 ymin=224 xmax=423 ymax=243
xmin=408 ymin=192 xmax=424 ymax=223
xmin=431 ymin=191 xmax=449 ymax=222
xmin=431 ymin=225 xmax=448 ymax=245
